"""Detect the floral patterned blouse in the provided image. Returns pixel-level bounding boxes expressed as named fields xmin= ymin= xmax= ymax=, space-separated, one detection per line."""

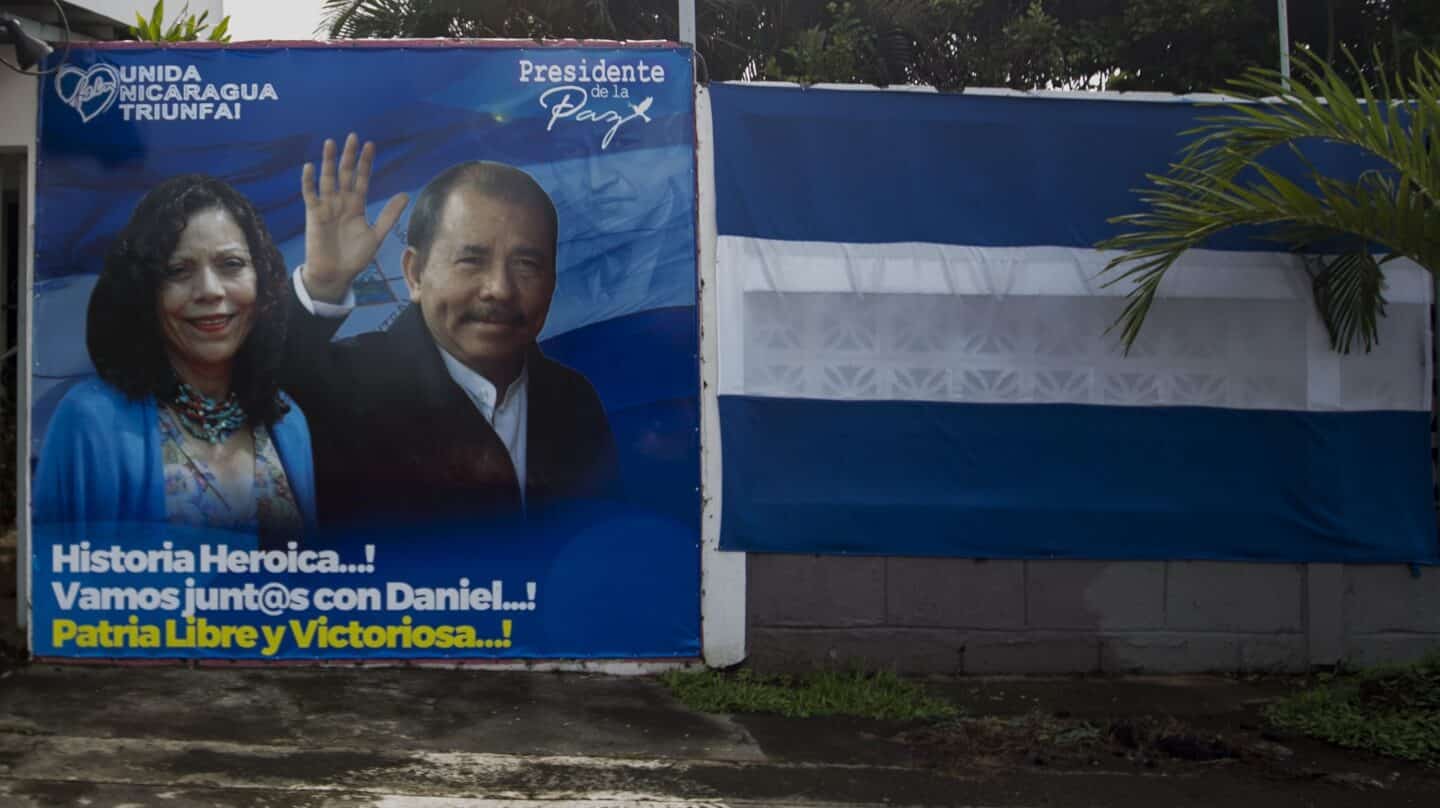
xmin=159 ymin=406 xmax=303 ymax=543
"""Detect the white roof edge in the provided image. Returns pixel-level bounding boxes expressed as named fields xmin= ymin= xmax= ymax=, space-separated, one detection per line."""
xmin=718 ymin=80 xmax=1252 ymax=104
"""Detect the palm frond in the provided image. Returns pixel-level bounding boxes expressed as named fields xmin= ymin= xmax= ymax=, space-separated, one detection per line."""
xmin=322 ymin=0 xmax=423 ymax=38
xmin=1099 ymin=47 xmax=1440 ymax=353
xmin=321 ymin=0 xmax=369 ymax=38
xmin=1307 ymin=250 xmax=1389 ymax=354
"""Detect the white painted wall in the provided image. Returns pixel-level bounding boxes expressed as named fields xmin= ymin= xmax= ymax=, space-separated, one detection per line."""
xmin=0 ymin=47 xmax=37 ymax=148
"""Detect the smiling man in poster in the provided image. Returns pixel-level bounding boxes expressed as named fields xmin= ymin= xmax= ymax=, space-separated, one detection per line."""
xmin=281 ymin=135 xmax=622 ymax=528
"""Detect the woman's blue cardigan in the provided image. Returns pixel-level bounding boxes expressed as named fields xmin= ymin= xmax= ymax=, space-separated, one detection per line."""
xmin=33 ymin=378 xmax=318 ymax=532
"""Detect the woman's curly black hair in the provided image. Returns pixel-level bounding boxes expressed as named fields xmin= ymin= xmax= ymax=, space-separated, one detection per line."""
xmin=86 ymin=174 xmax=290 ymax=426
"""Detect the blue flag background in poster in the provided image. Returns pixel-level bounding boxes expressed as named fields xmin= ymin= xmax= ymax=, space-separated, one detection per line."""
xmin=31 ymin=44 xmax=700 ymax=659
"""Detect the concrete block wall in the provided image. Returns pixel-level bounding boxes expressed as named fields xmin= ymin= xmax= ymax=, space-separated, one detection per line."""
xmin=745 ymin=556 xmax=1440 ymax=674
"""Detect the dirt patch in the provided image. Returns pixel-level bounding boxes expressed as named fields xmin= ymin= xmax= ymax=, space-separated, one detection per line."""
xmin=901 ymin=712 xmax=1184 ymax=772
xmin=900 ymin=705 xmax=1440 ymax=797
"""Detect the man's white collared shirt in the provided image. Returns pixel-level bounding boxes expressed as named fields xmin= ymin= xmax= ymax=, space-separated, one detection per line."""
xmin=437 ymin=347 xmax=528 ymax=496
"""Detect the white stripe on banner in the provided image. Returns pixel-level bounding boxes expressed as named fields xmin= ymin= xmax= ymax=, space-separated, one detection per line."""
xmin=716 ymin=237 xmax=1433 ymax=413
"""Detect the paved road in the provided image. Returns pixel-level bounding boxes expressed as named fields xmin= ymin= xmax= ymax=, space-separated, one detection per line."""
xmin=0 ymin=665 xmax=1436 ymax=806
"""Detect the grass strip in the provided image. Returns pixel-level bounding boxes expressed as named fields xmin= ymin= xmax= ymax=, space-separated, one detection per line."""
xmin=1264 ymin=653 xmax=1440 ymax=767
xmin=660 ymin=668 xmax=959 ymax=720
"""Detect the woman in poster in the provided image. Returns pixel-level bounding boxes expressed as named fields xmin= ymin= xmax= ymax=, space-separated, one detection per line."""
xmin=34 ymin=174 xmax=317 ymax=543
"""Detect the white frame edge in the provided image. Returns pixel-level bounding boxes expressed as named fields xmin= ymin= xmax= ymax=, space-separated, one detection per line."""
xmin=18 ymin=139 xmax=34 ymax=641
xmin=696 ymin=84 xmax=746 ymax=668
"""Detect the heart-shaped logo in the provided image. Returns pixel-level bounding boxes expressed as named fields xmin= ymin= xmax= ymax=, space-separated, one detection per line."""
xmin=55 ymin=63 xmax=120 ymax=124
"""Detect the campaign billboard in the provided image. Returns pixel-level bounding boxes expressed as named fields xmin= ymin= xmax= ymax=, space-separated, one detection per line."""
xmin=29 ymin=43 xmax=700 ymax=660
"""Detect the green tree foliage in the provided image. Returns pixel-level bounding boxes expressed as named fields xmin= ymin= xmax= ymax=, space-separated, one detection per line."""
xmin=320 ymin=0 xmax=667 ymax=40
xmin=320 ymin=0 xmax=1439 ymax=91
xmin=130 ymin=1 xmax=232 ymax=42
xmin=1099 ymin=50 xmax=1440 ymax=353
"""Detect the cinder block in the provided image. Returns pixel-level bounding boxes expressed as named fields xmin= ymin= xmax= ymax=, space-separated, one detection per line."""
xmin=1343 ymin=634 xmax=1440 ymax=668
xmin=747 ymin=627 xmax=965 ymax=674
xmin=1026 ymin=561 xmax=1165 ymax=630
xmin=1343 ymin=565 xmax=1440 ymax=635
xmin=747 ymin=555 xmax=886 ymax=628
xmin=1166 ymin=562 xmax=1303 ymax=632
xmin=885 ymin=558 xmax=1024 ymax=629
xmin=1101 ymin=634 xmax=1242 ymax=674
xmin=963 ymin=632 xmax=1100 ymax=674
xmin=1239 ymin=635 xmax=1307 ymax=672
xmin=1307 ymin=564 xmax=1345 ymax=667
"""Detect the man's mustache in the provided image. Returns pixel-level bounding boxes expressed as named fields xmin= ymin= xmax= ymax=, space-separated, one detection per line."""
xmin=461 ymin=303 xmax=525 ymax=326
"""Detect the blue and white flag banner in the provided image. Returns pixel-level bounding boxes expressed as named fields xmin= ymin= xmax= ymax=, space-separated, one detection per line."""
xmin=711 ymin=83 xmax=1437 ymax=563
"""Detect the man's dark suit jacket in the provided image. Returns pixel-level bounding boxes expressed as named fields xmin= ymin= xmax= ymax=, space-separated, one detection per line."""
xmin=280 ymin=286 xmax=622 ymax=527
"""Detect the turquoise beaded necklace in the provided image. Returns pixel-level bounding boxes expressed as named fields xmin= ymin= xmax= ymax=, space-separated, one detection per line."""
xmin=168 ymin=382 xmax=247 ymax=444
